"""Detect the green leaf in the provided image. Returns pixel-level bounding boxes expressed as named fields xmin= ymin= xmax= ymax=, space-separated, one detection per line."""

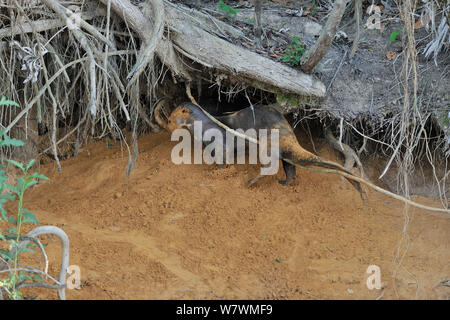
xmin=7 ymin=216 xmax=17 ymax=226
xmin=0 ymin=249 xmax=14 ymax=261
xmin=390 ymin=30 xmax=403 ymax=43
xmin=0 ymin=96 xmax=20 ymax=107
xmin=0 ymin=204 xmax=8 ymax=221
xmin=22 ymin=211 xmax=39 ymax=225
xmin=18 ymin=247 xmax=36 ymax=254
xmin=30 ymin=172 xmax=49 ymax=181
xmin=23 ymin=178 xmax=38 ymax=190
xmin=26 ymin=159 xmax=35 ymax=171
xmin=7 ymin=159 xmax=24 ymax=171
xmin=32 ymin=274 xmax=43 ymax=282
xmin=22 ymin=273 xmax=34 ymax=282
xmin=0 ymin=169 xmax=8 ymax=184
xmin=218 ymin=1 xmax=239 ymax=18
xmin=2 ymin=135 xmax=24 ymax=147
xmin=0 ymin=192 xmax=16 ymax=201
xmin=5 ymin=227 xmax=17 ymax=236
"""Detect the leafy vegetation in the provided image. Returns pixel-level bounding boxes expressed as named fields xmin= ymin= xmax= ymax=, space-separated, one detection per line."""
xmin=0 ymin=98 xmax=49 ymax=299
xmin=282 ymin=36 xmax=306 ymax=66
xmin=218 ymin=1 xmax=240 ymax=19
xmin=389 ymin=30 xmax=404 ymax=43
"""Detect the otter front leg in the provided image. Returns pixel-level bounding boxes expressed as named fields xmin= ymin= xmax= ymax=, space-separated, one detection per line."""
xmin=279 ymin=160 xmax=296 ymax=186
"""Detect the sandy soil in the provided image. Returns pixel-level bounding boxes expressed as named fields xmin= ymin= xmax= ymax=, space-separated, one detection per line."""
xmin=11 ymin=131 xmax=450 ymax=300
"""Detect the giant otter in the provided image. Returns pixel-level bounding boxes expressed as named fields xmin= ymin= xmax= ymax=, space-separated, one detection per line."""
xmin=167 ymin=102 xmax=362 ymax=195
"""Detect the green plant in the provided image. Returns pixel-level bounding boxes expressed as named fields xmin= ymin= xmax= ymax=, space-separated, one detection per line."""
xmin=277 ymin=93 xmax=301 ymax=107
xmin=282 ymin=36 xmax=306 ymax=66
xmin=0 ymin=98 xmax=49 ymax=299
xmin=218 ymin=1 xmax=240 ymax=18
xmin=389 ymin=30 xmax=405 ymax=43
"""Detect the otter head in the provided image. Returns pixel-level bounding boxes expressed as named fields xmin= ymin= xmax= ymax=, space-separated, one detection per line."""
xmin=167 ymin=104 xmax=194 ymax=132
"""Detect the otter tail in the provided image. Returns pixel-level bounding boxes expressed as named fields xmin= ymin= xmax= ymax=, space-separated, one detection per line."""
xmin=289 ymin=155 xmax=364 ymax=200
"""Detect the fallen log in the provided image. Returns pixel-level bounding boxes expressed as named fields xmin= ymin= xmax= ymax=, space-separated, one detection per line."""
xmin=99 ymin=0 xmax=326 ymax=97
xmin=4 ymin=0 xmax=326 ymax=97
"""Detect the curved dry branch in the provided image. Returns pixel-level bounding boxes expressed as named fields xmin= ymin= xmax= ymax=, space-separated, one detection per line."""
xmin=17 ymin=226 xmax=70 ymax=300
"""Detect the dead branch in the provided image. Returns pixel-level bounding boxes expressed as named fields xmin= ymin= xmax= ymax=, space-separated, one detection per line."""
xmin=126 ymin=0 xmax=164 ymax=86
xmin=41 ymin=0 xmax=97 ymax=116
xmin=325 ymin=128 xmax=366 ymax=179
xmin=97 ymin=0 xmax=325 ymax=96
xmin=173 ymin=16 xmax=325 ymax=96
xmin=97 ymin=0 xmax=192 ymax=80
xmin=4 ymin=57 xmax=87 ymax=135
xmin=283 ymin=159 xmax=450 ymax=214
xmin=13 ymin=226 xmax=69 ymax=300
xmin=301 ymin=0 xmax=349 ymax=73
xmin=350 ymin=0 xmax=362 ymax=58
xmin=0 ymin=9 xmax=106 ymax=39
xmin=254 ymin=0 xmax=262 ymax=48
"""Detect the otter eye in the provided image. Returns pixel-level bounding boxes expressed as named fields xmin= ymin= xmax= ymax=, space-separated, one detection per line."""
xmin=182 ymin=109 xmax=188 ymax=113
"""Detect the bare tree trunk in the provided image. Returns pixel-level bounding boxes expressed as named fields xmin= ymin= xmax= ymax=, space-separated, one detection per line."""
xmin=254 ymin=0 xmax=262 ymax=48
xmin=300 ymin=0 xmax=349 ymax=74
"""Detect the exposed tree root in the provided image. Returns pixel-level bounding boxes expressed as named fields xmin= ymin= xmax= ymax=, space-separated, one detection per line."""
xmin=325 ymin=128 xmax=367 ymax=179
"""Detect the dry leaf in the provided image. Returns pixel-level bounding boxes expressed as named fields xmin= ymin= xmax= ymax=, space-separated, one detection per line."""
xmin=414 ymin=14 xmax=430 ymax=29
xmin=386 ymin=51 xmax=400 ymax=60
